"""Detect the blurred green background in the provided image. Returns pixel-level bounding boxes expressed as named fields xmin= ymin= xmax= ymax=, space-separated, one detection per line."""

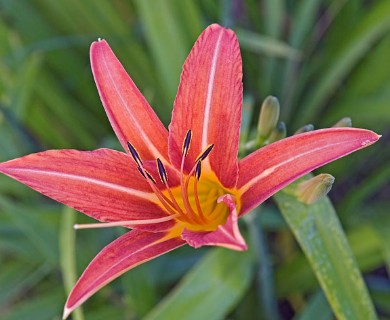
xmin=0 ymin=0 xmax=389 ymax=319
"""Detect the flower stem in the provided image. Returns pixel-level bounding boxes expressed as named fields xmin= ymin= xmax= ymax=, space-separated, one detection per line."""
xmin=245 ymin=210 xmax=279 ymax=320
xmin=60 ymin=206 xmax=85 ymax=320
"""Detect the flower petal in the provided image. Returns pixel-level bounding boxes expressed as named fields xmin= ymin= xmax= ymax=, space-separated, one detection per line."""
xmin=91 ymin=40 xmax=169 ymax=162
xmin=181 ymin=194 xmax=247 ymax=251
xmin=0 ymin=149 xmax=174 ymax=232
xmin=168 ymin=24 xmax=243 ymax=188
xmin=238 ymin=128 xmax=380 ymax=215
xmin=63 ymin=230 xmax=185 ymax=319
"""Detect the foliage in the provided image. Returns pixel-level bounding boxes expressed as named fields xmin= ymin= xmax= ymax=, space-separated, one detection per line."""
xmin=0 ymin=0 xmax=389 ymax=319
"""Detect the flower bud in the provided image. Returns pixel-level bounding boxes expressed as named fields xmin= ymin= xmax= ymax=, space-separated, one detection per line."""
xmin=297 ymin=174 xmax=335 ymax=204
xmin=294 ymin=124 xmax=314 ymax=135
xmin=332 ymin=117 xmax=352 ymax=128
xmin=267 ymin=121 xmax=286 ymax=143
xmin=257 ymin=96 xmax=280 ymax=140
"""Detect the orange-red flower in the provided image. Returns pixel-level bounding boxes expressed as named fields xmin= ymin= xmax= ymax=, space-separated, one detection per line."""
xmin=0 ymin=24 xmax=379 ymax=318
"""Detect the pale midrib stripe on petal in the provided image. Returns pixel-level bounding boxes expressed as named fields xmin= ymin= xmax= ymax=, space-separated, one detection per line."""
xmin=100 ymin=46 xmax=169 ymax=164
xmin=201 ymin=29 xmax=224 ymax=151
xmin=239 ymin=140 xmax=355 ymax=195
xmin=11 ymin=168 xmax=158 ymax=202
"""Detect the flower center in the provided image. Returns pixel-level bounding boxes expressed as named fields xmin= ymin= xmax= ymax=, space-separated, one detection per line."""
xmin=166 ymin=171 xmax=231 ymax=232
xmin=128 ymin=130 xmax=238 ymax=232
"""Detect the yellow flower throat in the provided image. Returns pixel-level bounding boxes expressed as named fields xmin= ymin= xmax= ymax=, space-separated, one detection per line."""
xmin=128 ymin=130 xmax=240 ymax=233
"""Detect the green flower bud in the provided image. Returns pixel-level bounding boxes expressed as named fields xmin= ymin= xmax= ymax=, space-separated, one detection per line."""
xmin=332 ymin=117 xmax=352 ymax=128
xmin=294 ymin=124 xmax=314 ymax=135
xmin=297 ymin=174 xmax=335 ymax=204
xmin=257 ymin=96 xmax=280 ymax=140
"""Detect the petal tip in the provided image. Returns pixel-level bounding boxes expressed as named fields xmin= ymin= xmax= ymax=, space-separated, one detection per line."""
xmin=62 ymin=306 xmax=72 ymax=320
xmin=90 ymin=38 xmax=109 ymax=55
xmin=206 ymin=23 xmax=236 ymax=38
xmin=360 ymin=129 xmax=381 ymax=147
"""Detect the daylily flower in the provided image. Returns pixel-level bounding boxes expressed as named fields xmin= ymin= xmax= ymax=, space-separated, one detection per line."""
xmin=0 ymin=24 xmax=379 ymax=318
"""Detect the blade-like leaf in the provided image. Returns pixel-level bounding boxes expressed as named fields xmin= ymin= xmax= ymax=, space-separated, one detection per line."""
xmin=296 ymin=1 xmax=390 ymax=124
xmin=1 ymin=287 xmax=64 ymax=320
xmin=237 ymin=28 xmax=301 ymax=60
xmin=295 ymin=290 xmax=332 ymax=320
xmin=0 ymin=196 xmax=59 ymax=265
xmin=134 ymin=0 xmax=201 ymax=106
xmin=274 ymin=176 xmax=377 ymax=320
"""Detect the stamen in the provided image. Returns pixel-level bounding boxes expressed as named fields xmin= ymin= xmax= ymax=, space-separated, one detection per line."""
xmin=126 ymin=141 xmax=192 ymax=224
xmin=155 ymin=159 xmax=191 ymax=222
xmin=193 ymin=165 xmax=207 ymax=223
xmin=180 ymin=138 xmax=202 ymax=224
xmin=74 ymin=213 xmax=181 ymax=230
xmin=137 ymin=166 xmax=146 ymax=179
xmin=156 ymin=158 xmax=168 ymax=183
xmin=195 ymin=161 xmax=202 ymax=180
xmin=127 ymin=142 xmax=143 ymax=167
xmin=144 ymin=179 xmax=183 ymax=218
xmin=126 ymin=147 xmax=182 ymax=219
xmin=196 ymin=144 xmax=214 ymax=162
xmin=145 ymin=170 xmax=156 ymax=184
xmin=182 ymin=130 xmax=192 ymax=156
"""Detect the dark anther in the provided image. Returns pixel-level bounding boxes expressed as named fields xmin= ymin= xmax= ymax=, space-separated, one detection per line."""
xmin=182 ymin=130 xmax=192 ymax=156
xmin=195 ymin=161 xmax=202 ymax=180
xmin=127 ymin=142 xmax=143 ymax=166
xmin=197 ymin=144 xmax=214 ymax=162
xmin=156 ymin=158 xmax=168 ymax=183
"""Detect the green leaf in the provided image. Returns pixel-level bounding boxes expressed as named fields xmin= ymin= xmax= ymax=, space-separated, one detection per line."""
xmin=237 ymin=28 xmax=301 ymax=60
xmin=276 ymin=221 xmax=384 ymax=299
xmin=134 ymin=0 xmax=202 ymax=108
xmin=0 ymin=261 xmax=49 ymax=306
xmin=295 ymin=291 xmax=332 ymax=320
xmin=1 ymin=287 xmax=64 ymax=320
xmin=274 ymin=176 xmax=377 ymax=320
xmin=280 ymin=0 xmax=327 ymax=119
xmin=371 ymin=217 xmax=390 ymax=274
xmin=339 ymin=162 xmax=390 ymax=215
xmin=260 ymin=0 xmax=285 ymax=94
xmin=0 ymin=196 xmax=59 ymax=265
xmin=297 ymin=1 xmax=390 ymax=124
xmin=121 ymin=264 xmax=157 ymax=317
xmin=144 ymin=247 xmax=255 ymax=320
